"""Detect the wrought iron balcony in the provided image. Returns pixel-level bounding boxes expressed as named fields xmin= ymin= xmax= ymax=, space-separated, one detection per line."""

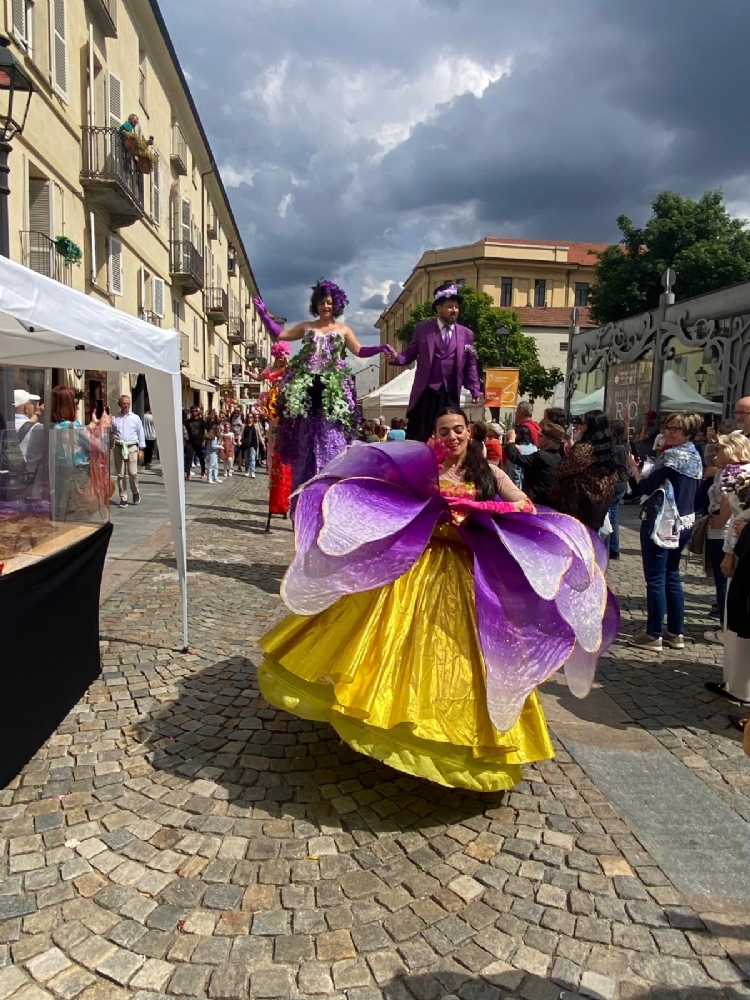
xmin=171 ymin=124 xmax=188 ymax=175
xmin=228 ymin=316 xmax=245 ymax=345
xmin=206 ymin=287 xmax=228 ymax=325
xmin=180 ymin=333 xmax=190 ymax=367
xmin=81 ymin=126 xmax=145 ymax=228
xmin=170 ymin=239 xmax=204 ymax=294
xmin=20 ymin=232 xmax=72 ymax=286
xmin=85 ymin=0 xmax=116 ymax=36
xmin=139 ymin=309 xmax=162 ymax=327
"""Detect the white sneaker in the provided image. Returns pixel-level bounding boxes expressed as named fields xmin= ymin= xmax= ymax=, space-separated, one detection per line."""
xmin=703 ymin=629 xmax=724 ymax=645
xmin=664 ymin=631 xmax=685 ymax=650
xmin=251 ymin=472 xmax=256 ymax=478
xmin=245 ymin=472 xmax=251 ymax=477
xmin=630 ymin=633 xmax=663 ymax=651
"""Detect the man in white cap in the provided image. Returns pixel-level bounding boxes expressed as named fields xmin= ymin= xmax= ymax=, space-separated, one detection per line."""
xmin=14 ymin=389 xmax=40 ymax=431
xmin=13 ymin=389 xmax=44 ymax=492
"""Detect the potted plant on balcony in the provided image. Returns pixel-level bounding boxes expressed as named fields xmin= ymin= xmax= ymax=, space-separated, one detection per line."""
xmin=53 ymin=236 xmax=83 ymax=265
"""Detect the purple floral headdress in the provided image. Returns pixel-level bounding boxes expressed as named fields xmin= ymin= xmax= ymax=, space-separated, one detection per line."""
xmin=313 ymin=278 xmax=348 ymax=314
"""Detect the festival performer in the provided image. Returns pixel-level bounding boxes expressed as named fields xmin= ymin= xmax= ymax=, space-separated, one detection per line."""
xmin=259 ymin=342 xmax=294 ymax=525
xmin=259 ymin=406 xmax=619 ymax=792
xmin=389 ymin=281 xmax=483 ymax=442
xmin=253 ymin=280 xmax=395 ymax=490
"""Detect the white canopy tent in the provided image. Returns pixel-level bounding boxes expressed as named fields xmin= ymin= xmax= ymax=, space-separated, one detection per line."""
xmin=569 ymin=371 xmax=723 ymax=418
xmin=0 ymin=256 xmax=189 ymax=649
xmin=361 ymin=368 xmax=485 ymax=423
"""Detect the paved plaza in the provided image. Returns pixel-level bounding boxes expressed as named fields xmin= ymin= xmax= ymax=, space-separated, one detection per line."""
xmin=1 ymin=477 xmax=749 ymax=1000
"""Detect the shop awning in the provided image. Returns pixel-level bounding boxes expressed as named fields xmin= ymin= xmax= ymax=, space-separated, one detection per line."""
xmin=189 ymin=377 xmax=216 ymax=393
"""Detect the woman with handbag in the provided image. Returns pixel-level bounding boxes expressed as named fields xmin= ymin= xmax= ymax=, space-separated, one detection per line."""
xmin=628 ymin=411 xmax=703 ymax=651
xmin=706 ymin=478 xmax=750 ymax=721
xmin=703 ymin=434 xmax=750 ymax=644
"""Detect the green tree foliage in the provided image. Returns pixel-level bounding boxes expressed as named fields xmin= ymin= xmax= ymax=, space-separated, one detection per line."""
xmin=394 ymin=284 xmax=563 ymax=401
xmin=589 ymin=190 xmax=750 ymax=324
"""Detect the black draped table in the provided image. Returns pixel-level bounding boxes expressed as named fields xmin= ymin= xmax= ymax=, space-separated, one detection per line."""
xmin=0 ymin=522 xmax=112 ymax=788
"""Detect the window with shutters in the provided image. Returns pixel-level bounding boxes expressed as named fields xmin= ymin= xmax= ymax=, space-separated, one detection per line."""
xmin=152 ymin=276 xmax=165 ymax=319
xmin=138 ymin=48 xmax=147 ymax=112
xmin=172 ymin=296 xmax=181 ymax=331
xmin=180 ymin=197 xmax=190 ymax=244
xmin=9 ymin=0 xmax=33 ymax=52
xmin=50 ymin=0 xmax=67 ymax=99
xmin=193 ymin=315 xmax=199 ymax=350
xmin=108 ymin=235 xmax=123 ymax=295
xmin=108 ymin=72 xmax=122 ymax=129
xmin=27 ymin=177 xmax=52 ymax=276
xmin=150 ymin=155 xmax=160 ymax=225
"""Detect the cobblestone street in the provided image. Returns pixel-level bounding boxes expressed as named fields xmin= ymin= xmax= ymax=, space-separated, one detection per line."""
xmin=1 ymin=478 xmax=749 ymax=1000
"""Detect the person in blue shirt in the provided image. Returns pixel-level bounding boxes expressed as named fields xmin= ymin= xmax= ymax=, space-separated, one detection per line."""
xmin=386 ymin=417 xmax=406 ymax=442
xmin=628 ymin=411 xmax=703 ymax=651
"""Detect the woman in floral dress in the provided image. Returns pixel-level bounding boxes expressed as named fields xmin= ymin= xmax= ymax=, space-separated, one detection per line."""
xmin=254 ymin=280 xmax=395 ymax=491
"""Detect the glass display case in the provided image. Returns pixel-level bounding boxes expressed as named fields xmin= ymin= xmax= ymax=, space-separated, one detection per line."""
xmin=0 ymin=368 xmax=111 ymax=575
xmin=0 ymin=365 xmax=113 ymax=788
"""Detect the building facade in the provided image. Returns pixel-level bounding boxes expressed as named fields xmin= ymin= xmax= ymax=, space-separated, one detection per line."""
xmin=376 ymin=237 xmax=609 ymax=393
xmin=3 ymin=0 xmax=270 ymax=417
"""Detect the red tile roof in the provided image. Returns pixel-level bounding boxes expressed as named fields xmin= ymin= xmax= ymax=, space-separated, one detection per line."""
xmin=484 ymin=237 xmax=611 ymax=267
xmin=513 ymin=306 xmax=597 ymax=329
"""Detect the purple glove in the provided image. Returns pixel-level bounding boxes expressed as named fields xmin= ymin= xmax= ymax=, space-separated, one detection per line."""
xmin=253 ymin=297 xmax=283 ymax=340
xmin=358 ymin=344 xmax=395 ymax=359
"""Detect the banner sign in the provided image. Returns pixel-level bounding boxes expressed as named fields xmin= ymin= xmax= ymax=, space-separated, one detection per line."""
xmin=484 ymin=368 xmax=520 ymax=408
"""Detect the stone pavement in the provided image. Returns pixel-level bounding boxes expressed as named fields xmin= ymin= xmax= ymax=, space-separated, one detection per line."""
xmin=1 ymin=481 xmax=749 ymax=1000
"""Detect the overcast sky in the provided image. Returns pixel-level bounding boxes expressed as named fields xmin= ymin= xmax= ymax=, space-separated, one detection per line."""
xmin=160 ymin=0 xmax=750 ymax=343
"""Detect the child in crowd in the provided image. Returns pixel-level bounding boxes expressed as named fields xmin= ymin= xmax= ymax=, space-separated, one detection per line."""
xmin=220 ymin=421 xmax=235 ymax=478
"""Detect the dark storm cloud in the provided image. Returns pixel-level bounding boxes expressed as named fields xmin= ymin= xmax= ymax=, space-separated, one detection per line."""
xmin=160 ymin=0 xmax=750 ymax=329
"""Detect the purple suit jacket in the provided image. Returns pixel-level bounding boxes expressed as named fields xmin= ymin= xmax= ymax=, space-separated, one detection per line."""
xmin=392 ymin=319 xmax=482 ymax=413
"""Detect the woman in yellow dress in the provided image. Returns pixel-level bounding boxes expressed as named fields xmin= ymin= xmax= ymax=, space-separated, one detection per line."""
xmin=259 ymin=408 xmax=618 ymax=792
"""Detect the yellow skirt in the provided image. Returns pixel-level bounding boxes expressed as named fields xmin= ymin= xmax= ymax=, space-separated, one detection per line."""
xmin=259 ymin=527 xmax=554 ymax=792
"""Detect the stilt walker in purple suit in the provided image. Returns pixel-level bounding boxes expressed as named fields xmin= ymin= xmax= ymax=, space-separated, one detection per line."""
xmin=390 ymin=282 xmax=483 ymax=442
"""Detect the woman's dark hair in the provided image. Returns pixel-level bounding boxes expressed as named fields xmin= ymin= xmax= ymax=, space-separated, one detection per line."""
xmin=435 ymin=407 xmax=496 ymax=501
xmin=310 ymin=285 xmax=344 ymax=319
xmin=52 ymin=385 xmax=76 ymax=424
xmin=581 ymin=410 xmax=617 ymax=474
xmin=544 ymin=406 xmax=566 ymax=426
xmin=610 ymin=418 xmax=627 ymax=445
xmin=471 ymin=421 xmax=487 ymax=444
xmin=515 ymin=424 xmax=533 ymax=446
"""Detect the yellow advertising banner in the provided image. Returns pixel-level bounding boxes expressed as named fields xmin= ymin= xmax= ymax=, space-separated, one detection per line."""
xmin=484 ymin=368 xmax=520 ymax=407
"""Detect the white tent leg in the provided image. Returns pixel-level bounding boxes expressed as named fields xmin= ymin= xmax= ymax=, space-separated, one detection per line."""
xmin=148 ymin=370 xmax=189 ymax=651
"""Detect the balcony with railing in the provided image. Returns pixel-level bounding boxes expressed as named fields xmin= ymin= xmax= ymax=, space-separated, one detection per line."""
xmin=85 ymin=0 xmax=116 ymax=36
xmin=170 ymin=240 xmax=203 ymax=294
xmin=139 ymin=309 xmax=162 ymax=327
xmin=81 ymin=127 xmax=145 ymax=228
xmin=206 ymin=287 xmax=229 ymax=324
xmin=228 ymin=315 xmax=245 ymax=345
xmin=171 ymin=124 xmax=188 ymax=175
xmin=180 ymin=333 xmax=190 ymax=367
xmin=20 ymin=232 xmax=73 ymax=286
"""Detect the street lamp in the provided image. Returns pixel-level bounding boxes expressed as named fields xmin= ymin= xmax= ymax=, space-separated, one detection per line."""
xmin=495 ymin=325 xmax=510 ymax=367
xmin=0 ymin=34 xmax=34 ymax=257
xmin=695 ymin=365 xmax=707 ymax=394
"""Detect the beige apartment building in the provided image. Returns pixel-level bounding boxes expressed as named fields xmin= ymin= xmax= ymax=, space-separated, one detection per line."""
xmin=376 ymin=237 xmax=610 ymax=390
xmin=2 ymin=0 xmax=270 ymax=417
